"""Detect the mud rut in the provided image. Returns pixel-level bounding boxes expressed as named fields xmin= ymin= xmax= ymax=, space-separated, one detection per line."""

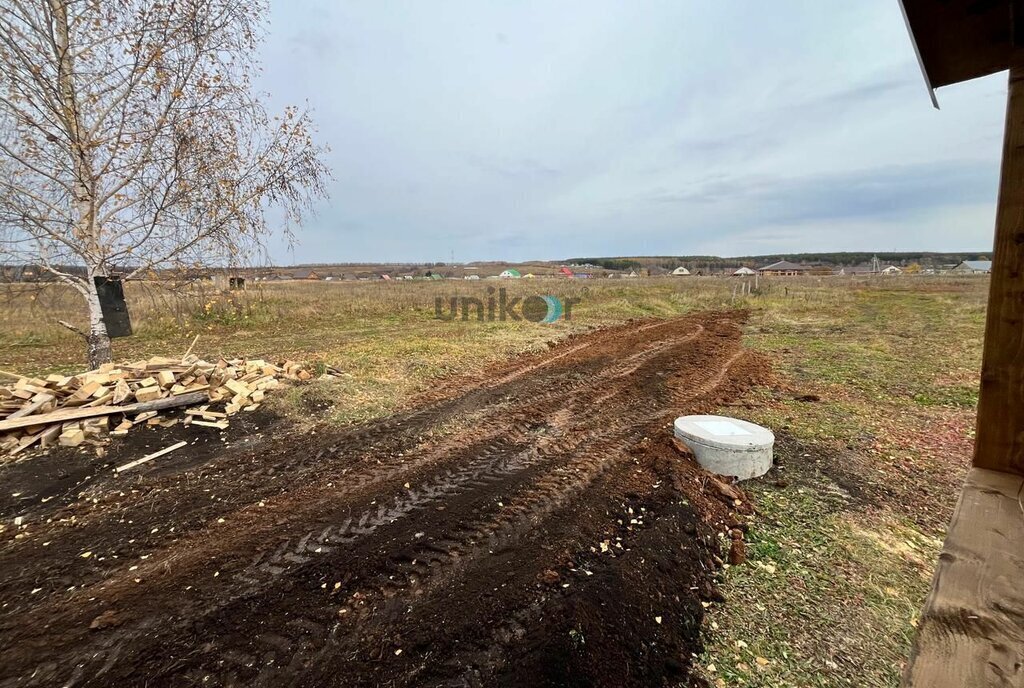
xmin=0 ymin=311 xmax=765 ymax=687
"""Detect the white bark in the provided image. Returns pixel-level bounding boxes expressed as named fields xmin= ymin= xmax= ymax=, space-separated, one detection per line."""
xmin=51 ymin=0 xmax=110 ymax=367
xmin=83 ymin=269 xmax=110 ymax=369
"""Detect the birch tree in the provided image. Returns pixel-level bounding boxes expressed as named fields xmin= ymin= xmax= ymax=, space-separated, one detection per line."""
xmin=0 ymin=0 xmax=329 ymax=367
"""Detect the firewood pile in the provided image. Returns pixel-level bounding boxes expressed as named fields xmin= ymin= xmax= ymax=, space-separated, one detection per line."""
xmin=0 ymin=355 xmax=325 ymax=457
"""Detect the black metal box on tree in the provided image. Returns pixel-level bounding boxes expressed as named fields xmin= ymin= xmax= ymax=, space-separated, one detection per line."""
xmin=94 ymin=276 xmax=132 ymax=338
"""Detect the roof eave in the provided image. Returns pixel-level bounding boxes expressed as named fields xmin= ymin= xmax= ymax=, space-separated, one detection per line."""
xmin=898 ymin=0 xmax=941 ymax=109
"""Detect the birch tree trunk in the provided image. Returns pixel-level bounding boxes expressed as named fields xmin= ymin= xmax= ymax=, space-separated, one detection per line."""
xmin=83 ymin=273 xmax=111 ymax=369
xmin=51 ymin=0 xmax=112 ymax=367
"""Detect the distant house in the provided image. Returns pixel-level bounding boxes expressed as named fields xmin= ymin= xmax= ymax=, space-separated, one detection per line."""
xmin=952 ymin=260 xmax=992 ymax=274
xmin=881 ymin=265 xmax=903 ymax=275
xmin=835 ymin=265 xmax=876 ymax=276
xmin=212 ymin=274 xmax=246 ymax=290
xmin=732 ymin=267 xmax=756 ymax=276
xmin=671 ymin=266 xmax=691 ymax=276
xmin=758 ymin=260 xmax=808 ymax=276
xmin=290 ymin=268 xmax=321 ymax=280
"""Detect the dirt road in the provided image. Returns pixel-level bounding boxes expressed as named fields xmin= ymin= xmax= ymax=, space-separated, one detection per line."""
xmin=0 ymin=311 xmax=765 ymax=687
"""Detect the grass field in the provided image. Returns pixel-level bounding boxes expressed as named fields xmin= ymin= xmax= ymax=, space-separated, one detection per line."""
xmin=1 ymin=277 xmax=741 ymax=421
xmin=699 ymin=279 xmax=985 ymax=687
xmin=0 ymin=274 xmax=988 ymax=685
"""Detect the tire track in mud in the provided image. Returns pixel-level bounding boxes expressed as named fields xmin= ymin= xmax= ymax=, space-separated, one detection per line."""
xmin=0 ymin=310 xmax=767 ymax=688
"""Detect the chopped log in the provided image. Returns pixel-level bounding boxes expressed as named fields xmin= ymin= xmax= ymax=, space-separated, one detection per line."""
xmin=69 ymin=381 xmax=101 ymax=402
xmin=111 ymin=379 xmax=131 ymax=404
xmin=224 ymin=378 xmax=251 ymax=398
xmin=134 ymin=386 xmax=163 ymax=403
xmin=59 ymin=428 xmax=85 ymax=447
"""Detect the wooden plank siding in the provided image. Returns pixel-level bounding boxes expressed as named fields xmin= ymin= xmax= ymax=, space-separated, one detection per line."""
xmin=903 ymin=468 xmax=1024 ymax=687
xmin=974 ymin=57 xmax=1024 ymax=476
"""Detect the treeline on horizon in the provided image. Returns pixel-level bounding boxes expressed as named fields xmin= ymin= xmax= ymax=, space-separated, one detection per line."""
xmin=567 ymin=252 xmax=992 ymax=271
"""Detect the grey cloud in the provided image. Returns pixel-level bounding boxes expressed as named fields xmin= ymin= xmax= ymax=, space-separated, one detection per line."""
xmin=257 ymin=1 xmax=1006 ymax=263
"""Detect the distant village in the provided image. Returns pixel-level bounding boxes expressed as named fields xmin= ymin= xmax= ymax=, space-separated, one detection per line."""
xmin=0 ymin=256 xmax=993 ymax=285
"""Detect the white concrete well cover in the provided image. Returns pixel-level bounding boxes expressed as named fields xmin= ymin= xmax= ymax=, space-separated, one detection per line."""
xmin=673 ymin=415 xmax=774 ymax=481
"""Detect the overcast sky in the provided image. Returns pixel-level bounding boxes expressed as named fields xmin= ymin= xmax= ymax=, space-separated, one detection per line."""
xmin=257 ymin=1 xmax=1007 ymax=264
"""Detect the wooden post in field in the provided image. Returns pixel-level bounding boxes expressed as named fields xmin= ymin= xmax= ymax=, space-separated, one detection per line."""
xmin=974 ymin=55 xmax=1024 ymax=476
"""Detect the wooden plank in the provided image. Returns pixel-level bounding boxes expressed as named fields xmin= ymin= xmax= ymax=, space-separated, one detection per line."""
xmin=0 ymin=392 xmax=208 ymax=432
xmin=115 ymin=440 xmax=187 ymax=473
xmin=974 ymin=58 xmax=1024 ymax=476
xmin=903 ymin=468 xmax=1024 ymax=687
xmin=191 ymin=419 xmax=228 ymax=430
xmin=6 ymin=393 xmax=55 ymax=421
xmin=184 ymin=408 xmax=226 ymax=418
